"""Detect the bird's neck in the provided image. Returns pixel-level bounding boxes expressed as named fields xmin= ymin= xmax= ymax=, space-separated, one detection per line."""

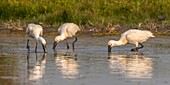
xmin=60 ymin=34 xmax=66 ymax=40
xmin=35 ymin=37 xmax=43 ymax=43
xmin=118 ymin=37 xmax=127 ymax=46
xmin=35 ymin=36 xmax=40 ymax=42
xmin=114 ymin=40 xmax=124 ymax=46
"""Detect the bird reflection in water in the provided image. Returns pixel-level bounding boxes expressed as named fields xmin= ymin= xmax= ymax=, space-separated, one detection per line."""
xmin=27 ymin=53 xmax=46 ymax=81
xmin=54 ymin=52 xmax=79 ymax=79
xmin=108 ymin=54 xmax=153 ymax=78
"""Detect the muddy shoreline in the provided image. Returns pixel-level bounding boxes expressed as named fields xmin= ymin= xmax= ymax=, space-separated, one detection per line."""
xmin=0 ymin=28 xmax=169 ymax=38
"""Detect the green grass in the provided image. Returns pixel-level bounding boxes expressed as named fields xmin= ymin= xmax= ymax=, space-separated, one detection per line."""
xmin=0 ymin=0 xmax=170 ymax=29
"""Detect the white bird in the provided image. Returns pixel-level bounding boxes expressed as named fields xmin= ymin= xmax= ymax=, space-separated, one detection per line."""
xmin=108 ymin=29 xmax=155 ymax=53
xmin=26 ymin=23 xmax=47 ymax=53
xmin=53 ymin=23 xmax=80 ymax=51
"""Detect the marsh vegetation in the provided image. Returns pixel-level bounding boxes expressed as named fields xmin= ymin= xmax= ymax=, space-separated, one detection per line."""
xmin=0 ymin=0 xmax=170 ymax=34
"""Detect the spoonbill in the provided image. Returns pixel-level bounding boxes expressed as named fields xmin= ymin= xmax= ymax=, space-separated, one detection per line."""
xmin=26 ymin=23 xmax=47 ymax=53
xmin=53 ymin=23 xmax=80 ymax=51
xmin=108 ymin=29 xmax=155 ymax=53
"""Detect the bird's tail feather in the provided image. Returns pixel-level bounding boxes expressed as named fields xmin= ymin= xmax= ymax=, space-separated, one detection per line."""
xmin=144 ymin=30 xmax=155 ymax=37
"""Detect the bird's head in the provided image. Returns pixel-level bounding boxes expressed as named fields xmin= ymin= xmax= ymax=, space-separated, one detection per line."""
xmin=108 ymin=40 xmax=118 ymax=53
xmin=53 ymin=36 xmax=61 ymax=49
xmin=38 ymin=37 xmax=47 ymax=53
xmin=108 ymin=40 xmax=118 ymax=47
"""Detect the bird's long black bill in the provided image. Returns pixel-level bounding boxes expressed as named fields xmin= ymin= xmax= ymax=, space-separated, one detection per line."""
xmin=108 ymin=45 xmax=112 ymax=54
xmin=53 ymin=42 xmax=57 ymax=49
xmin=42 ymin=44 xmax=47 ymax=53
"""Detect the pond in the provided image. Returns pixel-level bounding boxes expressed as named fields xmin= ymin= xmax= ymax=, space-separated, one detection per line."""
xmin=0 ymin=35 xmax=170 ymax=85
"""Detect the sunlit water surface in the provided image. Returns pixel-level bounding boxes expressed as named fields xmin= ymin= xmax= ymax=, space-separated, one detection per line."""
xmin=0 ymin=35 xmax=170 ymax=85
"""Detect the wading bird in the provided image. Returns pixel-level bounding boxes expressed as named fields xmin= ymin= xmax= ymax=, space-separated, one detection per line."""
xmin=26 ymin=23 xmax=47 ymax=53
xmin=108 ymin=29 xmax=155 ymax=53
xmin=53 ymin=23 xmax=80 ymax=51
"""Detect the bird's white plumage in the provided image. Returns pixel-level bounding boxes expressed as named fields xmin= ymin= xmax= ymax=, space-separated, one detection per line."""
xmin=108 ymin=29 xmax=155 ymax=51
xmin=26 ymin=23 xmax=46 ymax=45
xmin=26 ymin=23 xmax=43 ymax=39
xmin=53 ymin=23 xmax=80 ymax=50
xmin=26 ymin=23 xmax=46 ymax=52
xmin=55 ymin=23 xmax=80 ymax=42
xmin=58 ymin=23 xmax=80 ymax=38
xmin=121 ymin=29 xmax=154 ymax=45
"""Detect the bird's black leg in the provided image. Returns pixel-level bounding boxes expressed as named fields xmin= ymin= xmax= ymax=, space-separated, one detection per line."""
xmin=35 ymin=42 xmax=38 ymax=53
xmin=131 ymin=43 xmax=144 ymax=52
xmin=26 ymin=39 xmax=30 ymax=52
xmin=137 ymin=43 xmax=144 ymax=50
xmin=131 ymin=48 xmax=138 ymax=52
xmin=66 ymin=40 xmax=69 ymax=50
xmin=72 ymin=37 xmax=77 ymax=51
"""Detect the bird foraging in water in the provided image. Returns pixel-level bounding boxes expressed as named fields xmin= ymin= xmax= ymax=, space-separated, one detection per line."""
xmin=53 ymin=23 xmax=80 ymax=51
xmin=108 ymin=29 xmax=155 ymax=53
xmin=26 ymin=23 xmax=47 ymax=53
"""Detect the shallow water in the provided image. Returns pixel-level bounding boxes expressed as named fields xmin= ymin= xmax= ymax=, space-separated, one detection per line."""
xmin=0 ymin=35 xmax=170 ymax=85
